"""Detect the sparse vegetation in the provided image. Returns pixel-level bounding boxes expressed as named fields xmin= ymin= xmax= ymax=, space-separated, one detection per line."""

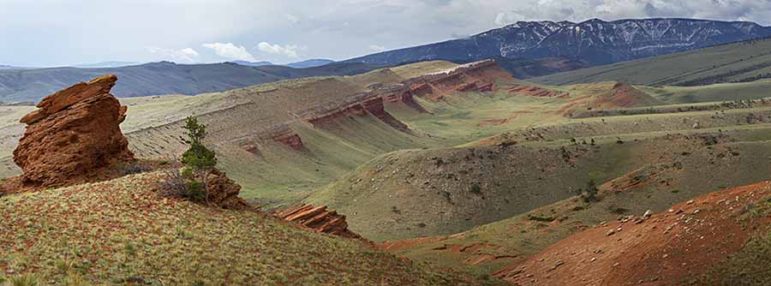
xmin=575 ymin=180 xmax=599 ymax=203
xmin=0 ymin=172 xmax=481 ymax=285
xmin=469 ymin=183 xmax=482 ymax=195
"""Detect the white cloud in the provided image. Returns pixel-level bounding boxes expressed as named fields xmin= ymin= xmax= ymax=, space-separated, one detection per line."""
xmin=4 ymin=0 xmax=771 ymax=66
xmin=202 ymin=42 xmax=257 ymax=61
xmin=368 ymin=45 xmax=387 ymax=52
xmin=285 ymin=13 xmax=300 ymax=24
xmin=257 ymin=42 xmax=299 ymax=58
xmin=146 ymin=47 xmax=199 ymax=63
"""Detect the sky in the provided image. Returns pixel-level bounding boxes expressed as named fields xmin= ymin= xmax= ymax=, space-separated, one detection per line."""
xmin=1 ymin=0 xmax=771 ymax=67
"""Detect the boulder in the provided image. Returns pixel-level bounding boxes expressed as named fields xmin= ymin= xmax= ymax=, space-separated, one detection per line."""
xmin=203 ymin=169 xmax=249 ymax=209
xmin=13 ymin=74 xmax=134 ymax=187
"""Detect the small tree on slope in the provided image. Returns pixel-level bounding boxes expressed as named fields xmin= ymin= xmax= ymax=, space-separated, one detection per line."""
xmin=180 ymin=116 xmax=217 ymax=202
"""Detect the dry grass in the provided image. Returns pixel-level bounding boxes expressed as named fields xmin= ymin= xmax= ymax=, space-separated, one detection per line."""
xmin=0 ymin=172 xmax=492 ymax=285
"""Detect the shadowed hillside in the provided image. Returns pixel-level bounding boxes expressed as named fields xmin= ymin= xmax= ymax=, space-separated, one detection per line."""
xmin=0 ymin=61 xmax=380 ymax=102
xmin=533 ymin=38 xmax=771 ymax=86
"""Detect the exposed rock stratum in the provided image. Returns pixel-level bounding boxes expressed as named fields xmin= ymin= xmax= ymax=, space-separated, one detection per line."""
xmin=275 ymin=204 xmax=365 ymax=240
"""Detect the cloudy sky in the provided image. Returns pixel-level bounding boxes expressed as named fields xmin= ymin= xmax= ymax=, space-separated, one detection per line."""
xmin=1 ymin=0 xmax=770 ymax=67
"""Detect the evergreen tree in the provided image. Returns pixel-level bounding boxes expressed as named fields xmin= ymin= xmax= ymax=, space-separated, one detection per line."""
xmin=180 ymin=116 xmax=216 ymax=202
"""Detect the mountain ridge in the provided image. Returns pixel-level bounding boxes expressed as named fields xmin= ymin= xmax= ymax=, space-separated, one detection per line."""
xmin=346 ymin=18 xmax=771 ymax=78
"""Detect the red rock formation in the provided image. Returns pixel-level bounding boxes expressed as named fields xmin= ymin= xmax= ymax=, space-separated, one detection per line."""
xmin=362 ymin=97 xmax=411 ymax=132
xmin=381 ymin=90 xmax=428 ymax=113
xmin=275 ymin=204 xmax=364 ymax=240
xmin=455 ymin=81 xmax=495 ymax=92
xmin=409 ymin=83 xmax=434 ymax=97
xmin=13 ymin=75 xmax=135 ymax=187
xmin=478 ymin=82 xmax=494 ymax=92
xmin=308 ymin=96 xmax=411 ymax=133
xmin=402 ymin=60 xmax=511 ymax=101
xmin=508 ymin=84 xmax=568 ymax=97
xmin=203 ymin=169 xmax=249 ymax=209
xmin=273 ymin=132 xmax=304 ymax=150
xmin=455 ymin=82 xmax=479 ymax=92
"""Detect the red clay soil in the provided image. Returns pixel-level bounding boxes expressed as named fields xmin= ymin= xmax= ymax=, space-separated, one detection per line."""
xmin=10 ymin=74 xmax=134 ymax=189
xmin=275 ymin=204 xmax=367 ymax=240
xmin=594 ymin=82 xmax=659 ymax=108
xmin=494 ymin=181 xmax=771 ymax=286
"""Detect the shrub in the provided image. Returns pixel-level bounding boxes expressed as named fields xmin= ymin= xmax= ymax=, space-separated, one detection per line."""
xmin=575 ymin=180 xmax=599 ymax=202
xmin=159 ymin=168 xmax=206 ymax=202
xmin=470 ymin=183 xmax=482 ymax=195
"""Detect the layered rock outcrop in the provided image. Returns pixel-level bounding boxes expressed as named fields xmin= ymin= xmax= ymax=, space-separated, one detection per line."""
xmin=13 ymin=75 xmax=134 ymax=187
xmin=203 ymin=169 xmax=249 ymax=209
xmin=275 ymin=204 xmax=364 ymax=240
xmin=508 ymin=84 xmax=568 ymax=97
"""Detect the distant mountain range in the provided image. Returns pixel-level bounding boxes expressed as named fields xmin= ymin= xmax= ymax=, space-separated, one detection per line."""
xmin=347 ymin=18 xmax=771 ymax=78
xmin=286 ymin=59 xmax=335 ymax=68
xmin=228 ymin=60 xmax=274 ymax=67
xmin=74 ymin=61 xmax=141 ymax=68
xmin=0 ymin=61 xmax=376 ymax=102
xmin=229 ymin=59 xmax=335 ymax=68
xmin=4 ymin=18 xmax=771 ymax=102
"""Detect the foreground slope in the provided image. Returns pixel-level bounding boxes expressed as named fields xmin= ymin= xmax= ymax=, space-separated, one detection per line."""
xmin=496 ymin=181 xmax=771 ymax=285
xmin=0 ymin=171 xmax=488 ymax=285
xmin=533 ymin=38 xmax=771 ymax=86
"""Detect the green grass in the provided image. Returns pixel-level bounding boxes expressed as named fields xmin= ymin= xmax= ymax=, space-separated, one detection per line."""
xmin=0 ymin=171 xmax=491 ymax=285
xmin=384 ymin=138 xmax=771 ymax=276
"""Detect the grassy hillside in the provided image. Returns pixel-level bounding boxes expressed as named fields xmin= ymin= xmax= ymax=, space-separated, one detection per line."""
xmin=639 ymin=79 xmax=771 ymax=104
xmin=309 ymin=123 xmax=771 ymax=242
xmin=380 ymin=128 xmax=771 ymax=277
xmin=532 ymin=38 xmax=771 ymax=86
xmin=0 ymin=171 xmax=492 ymax=285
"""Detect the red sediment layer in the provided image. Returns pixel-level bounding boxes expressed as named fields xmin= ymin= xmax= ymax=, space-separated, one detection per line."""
xmin=274 ymin=204 xmax=366 ymax=240
xmin=508 ymin=84 xmax=568 ymax=97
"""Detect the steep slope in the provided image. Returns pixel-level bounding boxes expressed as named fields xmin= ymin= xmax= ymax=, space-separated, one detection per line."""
xmin=495 ymin=181 xmax=771 ymax=285
xmin=0 ymin=61 xmax=379 ymax=103
xmin=348 ymin=18 xmax=771 ymax=78
xmin=534 ymin=37 xmax=771 ymax=86
xmin=0 ymin=171 xmax=489 ymax=285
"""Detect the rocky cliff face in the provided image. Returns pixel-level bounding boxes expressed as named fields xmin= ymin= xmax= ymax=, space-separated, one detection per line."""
xmin=348 ymin=18 xmax=771 ymax=77
xmin=13 ymin=74 xmax=134 ymax=187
